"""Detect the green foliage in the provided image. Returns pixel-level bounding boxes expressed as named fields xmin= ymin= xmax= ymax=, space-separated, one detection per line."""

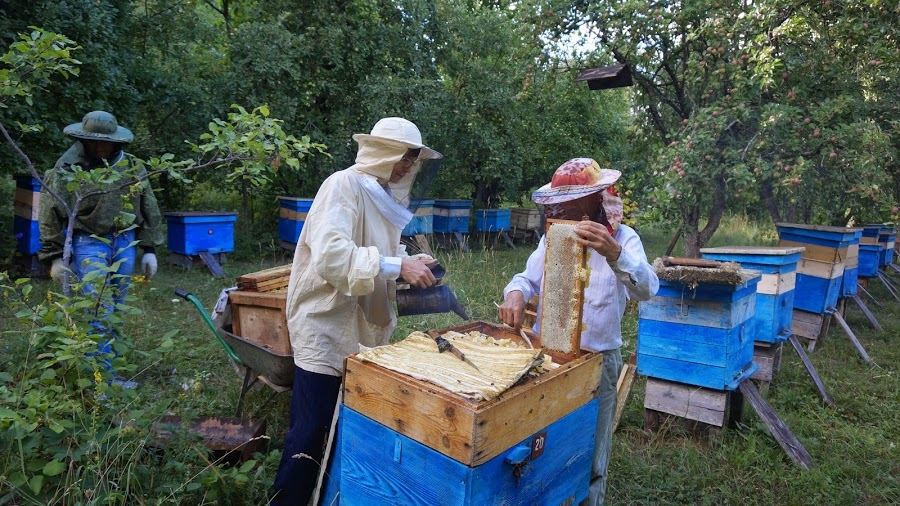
xmin=560 ymin=0 xmax=899 ymax=255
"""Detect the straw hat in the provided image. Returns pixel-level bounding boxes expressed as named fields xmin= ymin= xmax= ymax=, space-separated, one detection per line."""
xmin=63 ymin=111 xmax=133 ymax=144
xmin=531 ymin=158 xmax=620 ymax=205
xmin=352 ymin=117 xmax=440 ymax=160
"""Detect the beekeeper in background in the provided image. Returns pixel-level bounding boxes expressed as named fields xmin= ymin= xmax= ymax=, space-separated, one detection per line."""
xmin=273 ymin=117 xmax=442 ymax=506
xmin=498 ymin=157 xmax=659 ymax=505
xmin=39 ymin=110 xmax=163 ymax=387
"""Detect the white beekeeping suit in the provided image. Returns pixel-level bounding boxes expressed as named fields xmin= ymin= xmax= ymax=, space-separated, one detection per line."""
xmin=285 ymin=117 xmax=443 ymax=376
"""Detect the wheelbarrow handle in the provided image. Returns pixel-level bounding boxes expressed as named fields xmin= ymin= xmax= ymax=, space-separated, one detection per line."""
xmin=175 ymin=289 xmax=244 ymax=366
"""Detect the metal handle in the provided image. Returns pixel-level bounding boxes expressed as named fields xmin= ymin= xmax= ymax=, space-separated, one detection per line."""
xmin=174 ymin=288 xmax=243 ymax=366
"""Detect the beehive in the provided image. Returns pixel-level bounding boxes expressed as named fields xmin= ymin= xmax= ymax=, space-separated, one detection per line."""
xmin=165 ymin=211 xmax=238 ymax=255
xmin=776 ymin=223 xmax=860 ymax=314
xmin=637 ymin=267 xmax=761 ymax=391
xmin=277 ymin=196 xmax=313 ymax=247
xmin=700 ymin=246 xmax=803 ymax=344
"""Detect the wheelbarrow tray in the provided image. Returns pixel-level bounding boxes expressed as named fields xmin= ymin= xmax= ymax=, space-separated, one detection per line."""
xmin=218 ymin=325 xmax=295 ymax=388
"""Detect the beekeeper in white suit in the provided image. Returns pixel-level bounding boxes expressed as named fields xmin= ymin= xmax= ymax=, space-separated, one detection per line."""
xmin=273 ymin=117 xmax=442 ymax=506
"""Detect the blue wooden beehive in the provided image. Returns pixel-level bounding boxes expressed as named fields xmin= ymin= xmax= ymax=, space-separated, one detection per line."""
xmin=433 ymin=199 xmax=472 ymax=233
xmin=841 ymin=229 xmax=862 ymax=298
xmin=700 ymin=246 xmax=804 ymax=344
xmin=13 ymin=174 xmax=42 ymax=254
xmin=277 ymin=196 xmax=313 ymax=245
xmin=776 ymin=223 xmax=860 ymax=315
xmin=402 ymin=198 xmax=434 ymax=236
xmin=637 ymin=270 xmax=761 ymax=391
xmin=164 ymin=212 xmax=237 ymax=255
xmin=475 ymin=209 xmax=512 ymax=232
xmin=858 ymin=225 xmax=883 ymax=277
xmin=334 ymin=400 xmax=598 ymax=505
xmin=878 ymin=227 xmax=896 ymax=266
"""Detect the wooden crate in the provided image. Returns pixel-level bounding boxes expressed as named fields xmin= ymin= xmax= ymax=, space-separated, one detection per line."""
xmin=342 ymin=321 xmax=603 ymax=467
xmin=228 ymin=289 xmax=289 ymax=355
xmin=643 ymin=377 xmax=737 ymax=429
xmin=510 ymin=207 xmax=541 ymax=230
xmin=151 ymin=416 xmax=266 ymax=464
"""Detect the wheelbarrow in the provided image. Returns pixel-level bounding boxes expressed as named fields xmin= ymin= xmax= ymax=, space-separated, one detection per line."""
xmin=176 ymin=289 xmax=294 ymax=417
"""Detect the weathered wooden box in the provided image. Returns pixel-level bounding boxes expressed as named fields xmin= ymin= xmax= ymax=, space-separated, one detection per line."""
xmin=336 ymin=398 xmax=598 ymax=506
xmin=227 ymin=289 xmax=290 ymax=355
xmin=776 ymin=223 xmax=860 ymax=314
xmin=701 ymin=246 xmax=803 ymax=344
xmin=637 ymin=272 xmax=761 ymax=391
xmin=151 ymin=416 xmax=266 ymax=464
xmin=342 ymin=321 xmax=603 ymax=467
xmin=510 ymin=207 xmax=542 ymax=230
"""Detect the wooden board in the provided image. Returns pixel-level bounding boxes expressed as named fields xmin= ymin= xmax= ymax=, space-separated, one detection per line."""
xmin=228 ymin=290 xmax=290 ymax=355
xmin=750 ymin=342 xmax=783 ymax=383
xmin=790 ymin=309 xmax=830 ymax=350
xmin=237 ymin=264 xmax=292 ymax=292
xmin=540 ymin=219 xmax=586 ymax=357
xmin=643 ymin=378 xmax=729 ymax=427
xmin=151 ymin=416 xmax=266 ymax=464
xmin=779 ymin=240 xmax=847 ymax=264
xmin=342 ymin=321 xmax=603 ymax=466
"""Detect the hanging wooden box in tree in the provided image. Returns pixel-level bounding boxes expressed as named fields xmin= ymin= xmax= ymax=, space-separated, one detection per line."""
xmin=575 ymin=64 xmax=634 ymax=90
xmin=776 ymin=223 xmax=860 ymax=315
xmin=637 ymin=268 xmax=761 ymax=391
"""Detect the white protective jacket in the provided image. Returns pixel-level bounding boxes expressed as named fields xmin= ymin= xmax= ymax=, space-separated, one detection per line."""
xmin=286 ymin=138 xmax=436 ymax=376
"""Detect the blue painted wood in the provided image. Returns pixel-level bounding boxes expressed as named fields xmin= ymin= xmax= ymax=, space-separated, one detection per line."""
xmin=841 ymin=230 xmax=862 ymax=297
xmin=700 ymin=248 xmax=801 ymax=343
xmin=776 ymin=224 xmax=858 ymax=248
xmin=637 ymin=272 xmax=759 ymax=390
xmin=475 ymin=209 xmax=512 ymax=232
xmin=638 ymin=293 xmax=755 ymax=329
xmin=636 ymin=354 xmax=757 ymax=391
xmin=13 ymin=216 xmax=40 ymax=254
xmin=164 ymin=212 xmax=238 ymax=255
xmin=654 ymin=278 xmax=759 ymax=302
xmin=337 ymin=400 xmax=598 ymax=506
xmin=858 ymin=244 xmax=881 ymax=277
xmin=878 ymin=231 xmax=896 ymax=266
xmin=793 ymin=273 xmax=842 ymax=313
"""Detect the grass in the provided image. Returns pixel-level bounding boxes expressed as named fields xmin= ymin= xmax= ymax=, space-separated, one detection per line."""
xmin=2 ymin=214 xmax=900 ymax=504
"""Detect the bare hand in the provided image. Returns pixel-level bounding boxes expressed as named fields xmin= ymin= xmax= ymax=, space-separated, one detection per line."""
xmin=400 ymin=259 xmax=437 ymax=288
xmin=574 ymin=220 xmax=621 ymax=262
xmin=498 ymin=290 xmax=526 ymax=330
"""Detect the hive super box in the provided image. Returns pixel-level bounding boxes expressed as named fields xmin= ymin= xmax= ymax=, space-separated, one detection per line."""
xmin=475 ymin=209 xmax=511 ymax=232
xmin=776 ymin=223 xmax=860 ymax=314
xmin=841 ymin=229 xmax=862 ymax=298
xmin=402 ymin=198 xmax=434 ymax=236
xmin=637 ymin=271 xmax=761 ymax=391
xmin=432 ymin=199 xmax=472 ymax=233
xmin=277 ymin=197 xmax=313 ymax=245
xmin=700 ymin=246 xmax=803 ymax=344
xmin=164 ymin=212 xmax=238 ymax=255
xmin=13 ymin=174 xmax=42 ymax=254
xmin=338 ymin=321 xmax=603 ymax=505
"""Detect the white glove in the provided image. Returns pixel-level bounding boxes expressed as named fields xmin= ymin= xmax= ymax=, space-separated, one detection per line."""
xmin=50 ymin=258 xmax=68 ymax=281
xmin=141 ymin=253 xmax=158 ymax=277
